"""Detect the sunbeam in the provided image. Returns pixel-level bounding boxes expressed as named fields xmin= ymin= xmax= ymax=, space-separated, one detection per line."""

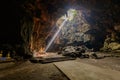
xmin=45 ymin=16 xmax=68 ymax=52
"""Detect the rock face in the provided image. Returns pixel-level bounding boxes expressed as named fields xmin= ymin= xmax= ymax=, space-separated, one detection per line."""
xmin=59 ymin=9 xmax=91 ymax=45
xmin=1 ymin=0 xmax=120 ymax=58
xmin=55 ymin=9 xmax=103 ymax=51
xmin=101 ymin=27 xmax=120 ymax=51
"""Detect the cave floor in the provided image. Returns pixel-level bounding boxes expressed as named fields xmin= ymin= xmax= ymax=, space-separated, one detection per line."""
xmin=0 ymin=53 xmax=120 ymax=80
xmin=54 ymin=59 xmax=120 ymax=80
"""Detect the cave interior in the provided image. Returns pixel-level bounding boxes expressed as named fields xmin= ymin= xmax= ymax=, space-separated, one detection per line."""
xmin=0 ymin=1 xmax=120 ymax=80
xmin=0 ymin=0 xmax=120 ymax=59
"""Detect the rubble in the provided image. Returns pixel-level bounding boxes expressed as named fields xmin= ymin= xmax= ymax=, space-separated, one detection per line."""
xmin=58 ymin=46 xmax=98 ymax=59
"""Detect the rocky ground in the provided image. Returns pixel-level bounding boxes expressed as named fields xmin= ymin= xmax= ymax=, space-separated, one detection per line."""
xmin=0 ymin=52 xmax=120 ymax=80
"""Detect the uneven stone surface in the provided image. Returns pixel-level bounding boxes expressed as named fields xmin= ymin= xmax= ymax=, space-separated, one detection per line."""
xmin=59 ymin=46 xmax=97 ymax=58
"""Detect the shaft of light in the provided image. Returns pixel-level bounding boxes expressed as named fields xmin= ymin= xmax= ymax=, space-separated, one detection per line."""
xmin=45 ymin=18 xmax=68 ymax=52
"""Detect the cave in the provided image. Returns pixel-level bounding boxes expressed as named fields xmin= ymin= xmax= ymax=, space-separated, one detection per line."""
xmin=1 ymin=0 xmax=120 ymax=58
xmin=0 ymin=0 xmax=120 ymax=80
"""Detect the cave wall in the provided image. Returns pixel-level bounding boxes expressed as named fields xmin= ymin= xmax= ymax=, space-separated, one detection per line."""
xmin=0 ymin=0 xmax=33 ymax=58
xmin=0 ymin=0 xmax=24 ymax=57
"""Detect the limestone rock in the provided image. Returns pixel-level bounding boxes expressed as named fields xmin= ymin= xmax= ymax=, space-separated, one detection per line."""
xmin=108 ymin=42 xmax=120 ymax=50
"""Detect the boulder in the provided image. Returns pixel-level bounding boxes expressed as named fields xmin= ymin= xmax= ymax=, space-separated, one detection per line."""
xmin=108 ymin=42 xmax=120 ymax=50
